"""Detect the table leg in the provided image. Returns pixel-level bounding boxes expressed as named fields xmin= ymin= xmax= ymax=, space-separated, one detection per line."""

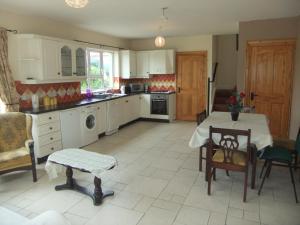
xmin=55 ymin=166 xmax=74 ymax=190
xmin=93 ymin=177 xmax=114 ymax=206
xmin=251 ymin=145 xmax=257 ymax=189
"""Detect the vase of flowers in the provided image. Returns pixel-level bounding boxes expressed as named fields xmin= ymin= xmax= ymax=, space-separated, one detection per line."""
xmin=228 ymin=92 xmax=245 ymax=121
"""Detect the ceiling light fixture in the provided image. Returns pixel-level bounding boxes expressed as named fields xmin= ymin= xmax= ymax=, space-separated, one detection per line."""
xmin=155 ymin=7 xmax=168 ymax=48
xmin=65 ymin=0 xmax=89 ymax=8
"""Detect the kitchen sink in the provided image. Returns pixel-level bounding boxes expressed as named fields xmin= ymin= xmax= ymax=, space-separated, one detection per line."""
xmin=93 ymin=93 xmax=112 ymax=99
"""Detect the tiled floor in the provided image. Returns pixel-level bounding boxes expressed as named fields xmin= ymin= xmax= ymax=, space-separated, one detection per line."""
xmin=1 ymin=121 xmax=300 ymax=225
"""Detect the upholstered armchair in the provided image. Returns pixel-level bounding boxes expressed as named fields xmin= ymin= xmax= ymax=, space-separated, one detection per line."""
xmin=0 ymin=112 xmax=37 ymax=182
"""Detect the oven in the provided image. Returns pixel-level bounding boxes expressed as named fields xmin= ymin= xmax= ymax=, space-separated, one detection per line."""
xmin=151 ymin=94 xmax=168 ymax=115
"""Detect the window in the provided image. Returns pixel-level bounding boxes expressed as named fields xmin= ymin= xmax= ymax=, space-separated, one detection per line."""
xmin=81 ymin=49 xmax=115 ymax=93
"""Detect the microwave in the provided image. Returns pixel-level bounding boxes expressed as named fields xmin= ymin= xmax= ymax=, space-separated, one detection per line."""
xmin=129 ymin=83 xmax=144 ymax=93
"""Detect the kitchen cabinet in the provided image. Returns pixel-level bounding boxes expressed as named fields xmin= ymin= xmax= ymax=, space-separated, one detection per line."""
xmin=140 ymin=94 xmax=151 ymax=118
xmin=95 ymin=102 xmax=107 ymax=134
xmin=106 ymin=98 xmax=122 ymax=135
xmin=120 ymin=50 xmax=137 ymax=79
xmin=149 ymin=49 xmax=175 ymax=74
xmin=136 ymin=51 xmax=150 ymax=78
xmin=30 ymin=111 xmax=63 ymax=162
xmin=168 ymin=93 xmax=176 ymax=121
xmin=8 ymin=34 xmax=87 ymax=84
xmin=60 ymin=108 xmax=82 ymax=149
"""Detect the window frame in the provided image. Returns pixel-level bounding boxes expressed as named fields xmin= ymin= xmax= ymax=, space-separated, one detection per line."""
xmin=83 ymin=48 xmax=115 ymax=93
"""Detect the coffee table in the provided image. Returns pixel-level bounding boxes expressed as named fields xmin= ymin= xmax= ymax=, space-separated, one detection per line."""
xmin=45 ymin=148 xmax=117 ymax=205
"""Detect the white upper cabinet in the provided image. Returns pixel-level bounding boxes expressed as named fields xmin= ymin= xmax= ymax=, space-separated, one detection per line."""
xmin=9 ymin=34 xmax=87 ymax=84
xmin=136 ymin=51 xmax=150 ymax=78
xmin=149 ymin=49 xmax=175 ymax=74
xmin=120 ymin=50 xmax=137 ymax=79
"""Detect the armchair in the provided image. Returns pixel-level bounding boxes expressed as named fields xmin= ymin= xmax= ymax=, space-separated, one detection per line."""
xmin=0 ymin=112 xmax=37 ymax=182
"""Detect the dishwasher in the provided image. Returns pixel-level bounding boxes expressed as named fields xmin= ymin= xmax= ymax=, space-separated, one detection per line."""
xmin=60 ymin=108 xmax=82 ymax=149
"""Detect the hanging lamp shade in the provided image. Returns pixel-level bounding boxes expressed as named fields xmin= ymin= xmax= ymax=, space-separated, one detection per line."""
xmin=155 ymin=36 xmax=166 ymax=48
xmin=65 ymin=0 xmax=89 ymax=8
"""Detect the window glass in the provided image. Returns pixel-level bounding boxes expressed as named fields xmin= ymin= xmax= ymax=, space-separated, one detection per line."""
xmin=81 ymin=49 xmax=116 ymax=93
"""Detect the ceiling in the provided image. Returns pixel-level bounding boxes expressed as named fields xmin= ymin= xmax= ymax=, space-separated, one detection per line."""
xmin=0 ymin=0 xmax=299 ymax=39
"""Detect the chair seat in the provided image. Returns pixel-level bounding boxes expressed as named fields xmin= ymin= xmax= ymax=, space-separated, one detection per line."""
xmin=212 ymin=149 xmax=247 ymax=166
xmin=0 ymin=147 xmax=29 ymax=162
xmin=273 ymin=137 xmax=295 ymax=151
xmin=261 ymin=147 xmax=293 ymax=163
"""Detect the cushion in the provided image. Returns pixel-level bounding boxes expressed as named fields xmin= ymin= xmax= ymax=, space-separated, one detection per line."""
xmin=261 ymin=146 xmax=293 ymax=163
xmin=0 ymin=206 xmax=29 ymax=225
xmin=212 ymin=149 xmax=247 ymax=166
xmin=0 ymin=154 xmax=31 ymax=171
xmin=0 ymin=147 xmax=29 ymax=162
xmin=273 ymin=137 xmax=295 ymax=151
xmin=0 ymin=112 xmax=31 ymax=152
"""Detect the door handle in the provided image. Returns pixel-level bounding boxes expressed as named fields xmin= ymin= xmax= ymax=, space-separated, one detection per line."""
xmin=250 ymin=92 xmax=258 ymax=101
xmin=178 ymin=87 xmax=181 ymax=93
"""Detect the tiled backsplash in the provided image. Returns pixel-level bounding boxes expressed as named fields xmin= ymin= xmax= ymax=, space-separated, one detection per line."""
xmin=15 ymin=81 xmax=84 ymax=109
xmin=120 ymin=74 xmax=176 ymax=92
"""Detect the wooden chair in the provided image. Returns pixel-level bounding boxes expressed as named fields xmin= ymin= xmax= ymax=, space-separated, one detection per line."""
xmin=207 ymin=126 xmax=251 ymax=202
xmin=258 ymin=128 xmax=300 ymax=203
xmin=0 ymin=112 xmax=37 ymax=182
xmin=196 ymin=110 xmax=207 ymax=171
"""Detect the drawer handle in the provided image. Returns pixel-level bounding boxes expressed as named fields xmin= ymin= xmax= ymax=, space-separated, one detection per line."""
xmin=50 ymin=137 xmax=53 ymax=140
xmin=49 ymin=127 xmax=53 ymax=130
xmin=49 ymin=117 xmax=52 ymax=120
xmin=126 ymin=100 xmax=129 ymax=103
xmin=51 ymin=147 xmax=54 ymax=150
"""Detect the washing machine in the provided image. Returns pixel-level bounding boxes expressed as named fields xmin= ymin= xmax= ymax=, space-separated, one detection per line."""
xmin=80 ymin=105 xmax=99 ymax=146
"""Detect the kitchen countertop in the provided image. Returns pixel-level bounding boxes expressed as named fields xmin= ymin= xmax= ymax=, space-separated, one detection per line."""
xmin=21 ymin=91 xmax=176 ymax=114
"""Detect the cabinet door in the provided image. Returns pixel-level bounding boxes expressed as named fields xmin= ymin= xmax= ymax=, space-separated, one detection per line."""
xmin=136 ymin=51 xmax=150 ymax=78
xmin=132 ymin=95 xmax=140 ymax=120
xmin=42 ymin=39 xmax=60 ymax=79
xmin=120 ymin=50 xmax=136 ymax=78
xmin=165 ymin=50 xmax=175 ymax=74
xmin=149 ymin=50 xmax=166 ymax=74
xmin=140 ymin=94 xmax=151 ymax=118
xmin=75 ymin=47 xmax=86 ymax=77
xmin=60 ymin=45 xmax=73 ymax=77
xmin=96 ymin=102 xmax=107 ymax=134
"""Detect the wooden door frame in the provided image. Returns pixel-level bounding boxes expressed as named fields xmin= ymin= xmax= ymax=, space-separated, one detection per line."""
xmin=176 ymin=51 xmax=208 ymax=120
xmin=244 ymin=39 xmax=296 ymax=136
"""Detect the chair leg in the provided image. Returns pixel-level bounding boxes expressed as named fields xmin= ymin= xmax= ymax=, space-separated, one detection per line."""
xmin=266 ymin=163 xmax=272 ymax=178
xmin=207 ymin=166 xmax=212 ymax=196
xmin=243 ymin=165 xmax=249 ymax=202
xmin=259 ymin=160 xmax=267 ymax=179
xmin=288 ymin=163 xmax=298 ymax=203
xmin=213 ymin=168 xmax=216 ymax=181
xmin=226 ymin=170 xmax=230 ymax=176
xmin=294 ymin=153 xmax=298 ymax=171
xmin=32 ymin=166 xmax=37 ymax=182
xmin=258 ymin=161 xmax=271 ymax=196
xmin=199 ymin=146 xmax=203 ymax=171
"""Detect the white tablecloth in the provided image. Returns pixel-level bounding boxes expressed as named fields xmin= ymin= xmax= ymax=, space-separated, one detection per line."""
xmin=45 ymin=148 xmax=117 ymax=179
xmin=189 ymin=112 xmax=273 ymax=150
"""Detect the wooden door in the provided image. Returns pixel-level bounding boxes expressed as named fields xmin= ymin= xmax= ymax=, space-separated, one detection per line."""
xmin=176 ymin=52 xmax=207 ymax=121
xmin=246 ymin=40 xmax=295 ymax=138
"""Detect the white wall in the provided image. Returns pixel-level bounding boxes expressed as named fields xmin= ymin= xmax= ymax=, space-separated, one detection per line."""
xmin=0 ymin=9 xmax=129 ymax=48
xmin=215 ymin=34 xmax=237 ymax=89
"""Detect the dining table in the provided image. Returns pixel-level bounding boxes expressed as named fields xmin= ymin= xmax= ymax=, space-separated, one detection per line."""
xmin=189 ymin=111 xmax=273 ymax=188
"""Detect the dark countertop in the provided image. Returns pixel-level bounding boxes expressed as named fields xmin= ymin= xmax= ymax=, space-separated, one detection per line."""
xmin=21 ymin=91 xmax=176 ymax=114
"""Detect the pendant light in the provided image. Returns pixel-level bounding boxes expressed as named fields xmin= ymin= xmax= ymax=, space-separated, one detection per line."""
xmin=65 ymin=0 xmax=89 ymax=8
xmin=155 ymin=7 xmax=168 ymax=48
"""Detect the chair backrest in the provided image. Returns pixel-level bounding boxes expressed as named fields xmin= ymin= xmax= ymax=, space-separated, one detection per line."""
xmin=295 ymin=127 xmax=300 ymax=154
xmin=0 ymin=112 xmax=32 ymax=152
xmin=208 ymin=126 xmax=251 ymax=164
xmin=196 ymin=110 xmax=207 ymax=125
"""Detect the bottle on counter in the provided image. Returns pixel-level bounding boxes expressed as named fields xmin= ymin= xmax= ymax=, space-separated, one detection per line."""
xmin=31 ymin=94 xmax=39 ymax=109
xmin=43 ymin=96 xmax=50 ymax=107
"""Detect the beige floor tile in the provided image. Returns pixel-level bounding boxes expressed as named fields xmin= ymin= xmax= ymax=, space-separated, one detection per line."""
xmin=227 ymin=207 xmax=243 ymax=218
xmin=152 ymin=199 xmax=182 ymax=213
xmin=174 ymin=206 xmax=210 ymax=225
xmin=134 ymin=196 xmax=156 ymax=213
xmin=226 ymin=216 xmax=260 ymax=225
xmin=86 ymin=204 xmax=143 ymax=225
xmin=208 ymin=212 xmax=226 ymax=225
xmin=109 ymin=191 xmax=143 ymax=209
xmin=64 ymin=213 xmax=89 ymax=225
xmin=138 ymin=206 xmax=177 ymax=225
xmin=67 ymin=197 xmax=102 ymax=218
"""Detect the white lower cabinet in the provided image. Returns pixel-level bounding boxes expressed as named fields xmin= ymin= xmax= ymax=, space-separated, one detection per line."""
xmin=106 ymin=98 xmax=122 ymax=135
xmin=95 ymin=102 xmax=107 ymax=134
xmin=140 ymin=94 xmax=151 ymax=118
xmin=31 ymin=111 xmax=62 ymax=161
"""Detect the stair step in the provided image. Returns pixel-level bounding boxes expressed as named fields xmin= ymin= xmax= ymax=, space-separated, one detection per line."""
xmin=214 ymin=96 xmax=229 ymax=104
xmin=213 ymin=104 xmax=229 ymax=112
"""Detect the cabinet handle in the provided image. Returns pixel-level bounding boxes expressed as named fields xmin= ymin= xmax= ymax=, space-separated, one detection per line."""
xmin=73 ymin=72 xmax=77 ymax=75
xmin=57 ymin=72 xmax=60 ymax=75
xmin=49 ymin=117 xmax=52 ymax=120
xmin=50 ymin=137 xmax=53 ymax=140
xmin=126 ymin=100 xmax=129 ymax=103
xmin=51 ymin=147 xmax=54 ymax=150
xmin=97 ymin=107 xmax=100 ymax=110
xmin=49 ymin=127 xmax=53 ymax=130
